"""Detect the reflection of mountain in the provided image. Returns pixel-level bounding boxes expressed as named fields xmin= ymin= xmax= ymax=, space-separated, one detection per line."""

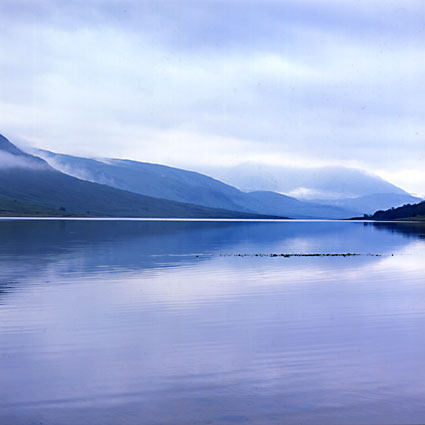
xmin=1 ymin=219 xmax=424 ymax=299
xmin=370 ymin=221 xmax=425 ymax=239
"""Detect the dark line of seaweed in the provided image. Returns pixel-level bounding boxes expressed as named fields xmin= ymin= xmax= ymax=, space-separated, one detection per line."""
xmin=217 ymin=253 xmax=386 ymax=258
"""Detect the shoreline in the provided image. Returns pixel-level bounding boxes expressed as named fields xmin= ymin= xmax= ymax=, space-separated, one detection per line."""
xmin=1 ymin=217 xmax=425 ymax=223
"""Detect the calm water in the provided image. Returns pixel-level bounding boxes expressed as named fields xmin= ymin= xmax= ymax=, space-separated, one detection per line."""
xmin=1 ymin=219 xmax=425 ymax=425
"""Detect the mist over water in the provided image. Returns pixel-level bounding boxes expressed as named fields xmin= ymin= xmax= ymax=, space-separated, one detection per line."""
xmin=1 ymin=220 xmax=425 ymax=425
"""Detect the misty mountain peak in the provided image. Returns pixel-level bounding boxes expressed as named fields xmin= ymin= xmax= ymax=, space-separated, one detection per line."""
xmin=0 ymin=134 xmax=51 ymax=170
xmin=203 ymin=162 xmax=409 ymax=199
xmin=0 ymin=134 xmax=25 ymax=156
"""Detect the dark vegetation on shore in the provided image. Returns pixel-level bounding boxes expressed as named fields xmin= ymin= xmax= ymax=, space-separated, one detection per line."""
xmin=368 ymin=200 xmax=425 ymax=221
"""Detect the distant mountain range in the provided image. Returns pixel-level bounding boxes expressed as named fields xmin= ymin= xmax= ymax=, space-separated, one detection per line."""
xmin=308 ymin=193 xmax=423 ymax=216
xmin=201 ymin=162 xmax=421 ymax=214
xmin=0 ymin=133 xmax=421 ymax=219
xmin=202 ymin=162 xmax=410 ymax=198
xmin=35 ymin=149 xmax=360 ymax=219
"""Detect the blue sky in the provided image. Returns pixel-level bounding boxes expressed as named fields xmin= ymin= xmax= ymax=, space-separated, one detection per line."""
xmin=0 ymin=0 xmax=424 ymax=195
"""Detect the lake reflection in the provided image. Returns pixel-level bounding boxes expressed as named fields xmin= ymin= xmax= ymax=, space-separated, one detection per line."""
xmin=1 ymin=219 xmax=425 ymax=425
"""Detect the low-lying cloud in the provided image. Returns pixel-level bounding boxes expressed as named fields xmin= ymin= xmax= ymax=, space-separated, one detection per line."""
xmin=0 ymin=150 xmax=47 ymax=170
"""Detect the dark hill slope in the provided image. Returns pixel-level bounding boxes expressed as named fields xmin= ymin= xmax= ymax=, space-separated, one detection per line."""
xmin=0 ymin=135 xmax=270 ymax=218
xmin=37 ymin=149 xmax=248 ymax=213
xmin=371 ymin=201 xmax=425 ymax=221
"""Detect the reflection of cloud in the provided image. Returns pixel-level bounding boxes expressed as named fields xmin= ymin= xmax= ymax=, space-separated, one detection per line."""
xmin=371 ymin=241 xmax=425 ymax=273
xmin=132 ymin=241 xmax=425 ymax=305
xmin=2 ymin=224 xmax=425 ymax=424
xmin=1 ymin=220 xmax=423 ymax=306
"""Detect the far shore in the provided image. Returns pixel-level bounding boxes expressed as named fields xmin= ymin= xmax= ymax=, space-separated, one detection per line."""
xmin=1 ymin=216 xmax=425 ymax=224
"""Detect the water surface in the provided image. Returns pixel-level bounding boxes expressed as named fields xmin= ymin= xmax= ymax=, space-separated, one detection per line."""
xmin=1 ymin=219 xmax=425 ymax=424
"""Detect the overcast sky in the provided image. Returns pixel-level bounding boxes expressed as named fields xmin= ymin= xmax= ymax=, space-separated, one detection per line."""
xmin=1 ymin=0 xmax=424 ymax=195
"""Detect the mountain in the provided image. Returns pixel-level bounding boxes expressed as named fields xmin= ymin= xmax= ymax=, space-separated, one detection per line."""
xmin=198 ymin=162 xmax=421 ymax=215
xmin=202 ymin=162 xmax=409 ymax=199
xmin=0 ymin=134 xmax=271 ymax=218
xmin=35 ymin=149 xmax=359 ymax=219
xmin=235 ymin=191 xmax=356 ymax=219
xmin=309 ymin=193 xmax=422 ymax=216
xmin=35 ymin=149 xmax=251 ymax=213
xmin=370 ymin=201 xmax=425 ymax=221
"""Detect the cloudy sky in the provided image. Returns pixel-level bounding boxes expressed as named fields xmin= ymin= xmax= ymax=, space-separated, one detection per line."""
xmin=1 ymin=0 xmax=424 ymax=195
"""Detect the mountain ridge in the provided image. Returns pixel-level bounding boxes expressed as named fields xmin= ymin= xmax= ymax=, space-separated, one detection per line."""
xmin=201 ymin=162 xmax=409 ymax=198
xmin=0 ymin=134 xmax=275 ymax=219
xmin=3 ymin=133 xmax=418 ymax=219
xmin=35 ymin=149 xmax=359 ymax=219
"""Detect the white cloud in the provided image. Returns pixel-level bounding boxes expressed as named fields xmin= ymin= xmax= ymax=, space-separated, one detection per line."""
xmin=0 ymin=1 xmax=424 ymax=195
xmin=378 ymin=169 xmax=425 ymax=199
